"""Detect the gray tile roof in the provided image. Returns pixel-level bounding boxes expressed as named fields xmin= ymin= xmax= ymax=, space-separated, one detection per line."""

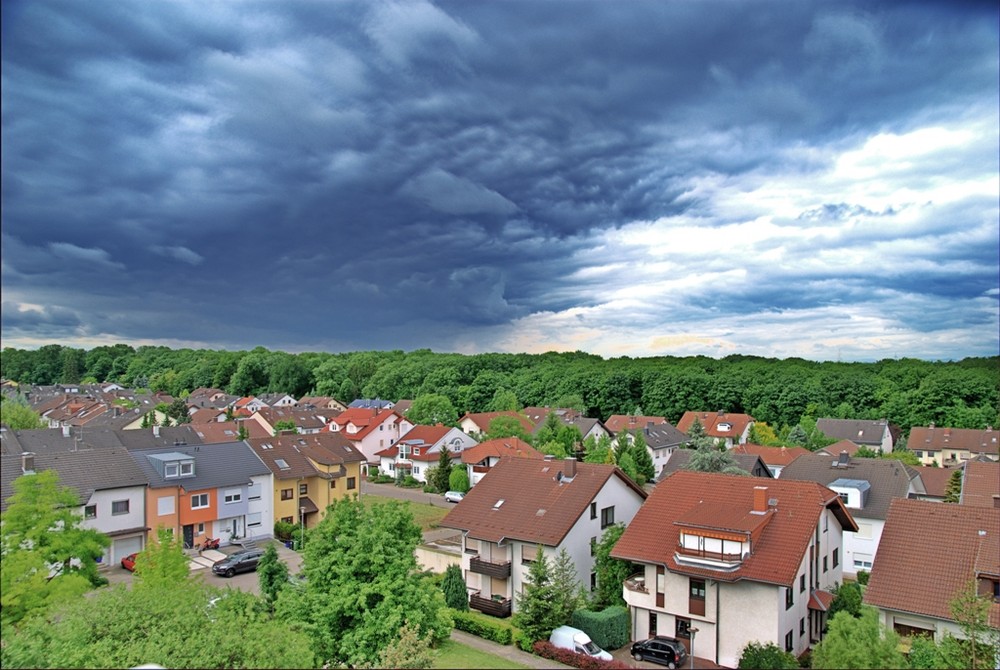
xmin=1 ymin=426 xmax=127 ymax=454
xmin=115 ymin=426 xmax=206 ymax=450
xmin=636 ymin=422 xmax=689 ymax=450
xmin=779 ymin=452 xmax=917 ymax=520
xmin=656 ymin=449 xmax=773 ymax=480
xmin=815 ymin=418 xmax=888 ymax=446
xmin=129 ymin=441 xmax=270 ymax=490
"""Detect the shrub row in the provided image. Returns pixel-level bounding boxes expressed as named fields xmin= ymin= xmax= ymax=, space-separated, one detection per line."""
xmin=532 ymin=641 xmax=630 ymax=670
xmin=572 ymin=606 xmax=630 ymax=650
xmin=451 ymin=608 xmax=515 ymax=645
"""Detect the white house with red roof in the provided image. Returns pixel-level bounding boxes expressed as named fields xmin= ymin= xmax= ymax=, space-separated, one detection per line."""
xmin=458 ymin=411 xmax=535 ymax=437
xmin=328 ymin=407 xmax=413 ymax=470
xmin=676 ymin=410 xmax=755 ymax=448
xmin=460 ymin=437 xmax=544 ymax=486
xmin=375 ymin=424 xmax=478 ymax=482
xmin=612 ymin=471 xmax=857 ymax=667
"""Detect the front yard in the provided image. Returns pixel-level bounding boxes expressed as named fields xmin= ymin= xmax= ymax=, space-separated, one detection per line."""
xmin=432 ymin=639 xmax=529 ymax=669
xmin=364 ymin=494 xmax=451 ymax=532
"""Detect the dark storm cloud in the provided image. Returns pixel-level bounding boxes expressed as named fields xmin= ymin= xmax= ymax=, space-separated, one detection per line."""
xmin=1 ymin=0 xmax=997 ymax=359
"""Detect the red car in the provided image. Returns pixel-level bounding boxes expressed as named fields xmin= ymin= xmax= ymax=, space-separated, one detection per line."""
xmin=121 ymin=552 xmax=138 ymax=571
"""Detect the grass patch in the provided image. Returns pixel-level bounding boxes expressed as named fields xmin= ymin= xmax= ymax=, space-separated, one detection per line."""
xmin=432 ymin=639 xmax=529 ymax=669
xmin=364 ymin=494 xmax=450 ymax=532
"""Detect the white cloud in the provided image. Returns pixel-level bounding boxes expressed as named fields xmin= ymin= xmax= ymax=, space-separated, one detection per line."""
xmin=150 ymin=245 xmax=204 ymax=265
xmin=365 ymin=0 xmax=479 ymax=66
xmin=399 ymin=168 xmax=518 ymax=215
xmin=48 ymin=242 xmax=125 ymax=270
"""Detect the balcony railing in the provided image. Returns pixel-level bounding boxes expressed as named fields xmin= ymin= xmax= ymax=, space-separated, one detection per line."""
xmin=471 ymin=464 xmax=491 ymax=473
xmin=624 ymin=573 xmax=649 ymax=594
xmin=470 ymin=591 xmax=512 ymax=618
xmin=470 ymin=555 xmax=512 ymax=579
xmin=676 ymin=545 xmax=744 ymax=564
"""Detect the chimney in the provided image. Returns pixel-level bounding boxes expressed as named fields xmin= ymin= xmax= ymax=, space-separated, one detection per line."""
xmin=153 ymin=424 xmax=160 ymax=438
xmin=62 ymin=424 xmax=71 ymax=438
xmin=752 ymin=486 xmax=768 ymax=514
xmin=21 ymin=452 xmax=35 ymax=475
xmin=563 ymin=457 xmax=577 ymax=479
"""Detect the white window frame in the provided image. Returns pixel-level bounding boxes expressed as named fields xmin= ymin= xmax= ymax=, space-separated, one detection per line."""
xmin=224 ymin=490 xmax=242 ymax=504
xmin=191 ymin=493 xmax=209 ymax=509
xmin=180 ymin=461 xmax=194 ymax=476
xmin=157 ymin=496 xmax=175 ymax=516
xmin=165 ymin=463 xmax=179 ymax=478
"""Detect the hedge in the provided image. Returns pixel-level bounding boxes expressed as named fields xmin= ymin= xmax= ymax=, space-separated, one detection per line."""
xmin=532 ymin=641 xmax=631 ymax=670
xmin=572 ymin=606 xmax=630 ymax=650
xmin=451 ymin=608 xmax=515 ymax=645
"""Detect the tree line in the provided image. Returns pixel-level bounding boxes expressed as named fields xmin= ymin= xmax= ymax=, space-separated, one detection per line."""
xmin=2 ymin=344 xmax=997 ymax=435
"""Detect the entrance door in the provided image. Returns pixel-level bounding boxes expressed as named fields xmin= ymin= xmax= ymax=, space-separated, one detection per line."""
xmin=182 ymin=524 xmax=194 ymax=549
xmin=675 ymin=617 xmax=692 ymax=654
xmin=649 ymin=611 xmax=658 ymax=637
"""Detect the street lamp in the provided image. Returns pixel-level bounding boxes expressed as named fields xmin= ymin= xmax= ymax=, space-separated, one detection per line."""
xmin=689 ymin=627 xmax=699 ymax=670
xmin=299 ymin=506 xmax=306 ymax=549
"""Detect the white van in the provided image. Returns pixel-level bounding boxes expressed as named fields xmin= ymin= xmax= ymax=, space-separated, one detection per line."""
xmin=548 ymin=625 xmax=613 ymax=661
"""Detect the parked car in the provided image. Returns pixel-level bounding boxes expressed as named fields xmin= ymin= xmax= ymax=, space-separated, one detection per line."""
xmin=630 ymin=636 xmax=687 ymax=668
xmin=211 ymin=549 xmax=264 ymax=577
xmin=443 ymin=490 xmax=465 ymax=503
xmin=120 ymin=552 xmax=138 ymax=571
xmin=549 ymin=625 xmax=612 ymax=661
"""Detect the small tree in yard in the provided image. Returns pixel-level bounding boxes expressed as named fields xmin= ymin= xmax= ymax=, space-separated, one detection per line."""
xmin=943 ymin=469 xmax=962 ymax=503
xmin=431 ymin=447 xmax=453 ymax=493
xmin=134 ymin=527 xmax=192 ymax=589
xmin=811 ymin=607 xmax=906 ymax=669
xmin=441 ymin=564 xmax=468 ymax=611
xmin=591 ymin=524 xmax=632 ymax=610
xmin=449 ymin=467 xmax=470 ymax=493
xmin=550 ymin=548 xmax=584 ymax=625
xmin=738 ymin=641 xmax=799 ymax=669
xmin=949 ymin=576 xmax=998 ymax=669
xmin=827 ymin=581 xmax=862 ymax=619
xmin=257 ymin=544 xmax=289 ymax=610
xmin=514 ymin=547 xmax=561 ymax=644
xmin=375 ymin=619 xmax=434 ymax=669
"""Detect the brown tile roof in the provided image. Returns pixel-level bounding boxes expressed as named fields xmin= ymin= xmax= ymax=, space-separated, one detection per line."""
xmin=605 ymin=415 xmax=668 ymax=434
xmin=779 ymin=452 xmax=917 ymax=520
xmin=909 ymin=426 xmax=1000 ymax=457
xmin=247 ymin=432 xmax=364 ymax=480
xmin=461 ymin=437 xmax=543 ymax=464
xmin=864 ymin=498 xmax=1000 ymax=628
xmin=612 ymin=471 xmax=856 ymax=588
xmin=960 ymin=461 xmax=1000 ymax=508
xmin=188 ymin=407 xmax=227 ymax=424
xmin=656 ymin=449 xmax=773 ymax=480
xmin=732 ymin=443 xmax=811 ymax=467
xmin=440 ymin=458 xmax=646 ymax=546
xmin=246 ymin=436 xmax=318 ymax=480
xmin=817 ymin=439 xmax=862 ymax=457
xmin=676 ymin=411 xmax=754 ymax=440
xmin=254 ymin=406 xmax=328 ymax=431
xmin=911 ymin=466 xmax=957 ymax=499
xmin=191 ymin=420 xmax=270 ymax=443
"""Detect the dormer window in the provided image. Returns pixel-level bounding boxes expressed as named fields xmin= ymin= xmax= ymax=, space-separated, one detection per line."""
xmin=165 ymin=463 xmax=179 ymax=478
xmin=413 ymin=448 xmax=420 ymax=456
xmin=718 ymin=422 xmax=732 ymax=432
xmin=180 ymin=461 xmax=193 ymax=476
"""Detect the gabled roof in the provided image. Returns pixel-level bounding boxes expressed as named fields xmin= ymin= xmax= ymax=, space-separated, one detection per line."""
xmin=246 ymin=436 xmax=318 ymax=480
xmin=114 ymin=425 xmax=207 ymax=450
xmin=459 ymin=411 xmax=535 ymax=433
xmin=779 ymin=452 xmax=917 ymax=520
xmin=732 ymin=443 xmax=811 ymax=468
xmin=521 ymin=407 xmax=583 ymax=426
xmin=461 ymin=437 xmax=543 ymax=464
xmin=909 ymin=425 xmax=999 ymax=457
xmin=440 ymin=458 xmax=646 ymax=546
xmin=348 ymin=398 xmax=394 ymax=409
xmin=864 ymin=498 xmax=1000 ymax=628
xmin=676 ymin=411 xmax=755 ymax=439
xmin=253 ymin=406 xmax=328 ymax=431
xmin=129 ymin=441 xmax=269 ymax=490
xmin=605 ymin=415 xmax=667 ymax=434
xmin=639 ymin=422 xmax=690 ymax=450
xmin=189 ymin=420 xmax=270 ymax=443
xmin=612 ymin=470 xmax=857 ymax=587
xmin=815 ymin=418 xmax=888 ymax=446
xmin=911 ymin=466 xmax=957 ymax=499
xmin=657 ymin=450 xmax=773 ymax=480
xmin=816 ymin=439 xmax=862 ymax=457
xmin=530 ymin=415 xmax=607 ymax=439
xmin=330 ymin=408 xmax=405 ymax=440
xmin=1 ymin=426 xmax=128 ymax=454
xmin=375 ymin=425 xmax=470 ymax=461
xmin=189 ymin=407 xmax=227 ymax=424
xmin=1 ymin=448 xmax=148 ymax=511
xmin=960 ymin=460 xmax=1000 ymax=508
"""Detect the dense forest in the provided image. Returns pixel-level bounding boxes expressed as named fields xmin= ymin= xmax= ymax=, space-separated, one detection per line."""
xmin=1 ymin=344 xmax=997 ymax=436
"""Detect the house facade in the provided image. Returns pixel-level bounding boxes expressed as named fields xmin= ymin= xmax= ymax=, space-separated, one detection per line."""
xmin=612 ymin=471 xmax=857 ymax=668
xmin=375 ymin=424 xmax=478 ymax=483
xmin=328 ymin=408 xmax=413 ymax=470
xmin=676 ymin=411 xmax=755 ymax=448
xmin=815 ymin=419 xmax=894 ymax=454
xmin=908 ymin=425 xmax=999 ymax=466
xmin=441 ymin=458 xmax=647 ymax=618
xmin=460 ymin=437 xmax=543 ymax=487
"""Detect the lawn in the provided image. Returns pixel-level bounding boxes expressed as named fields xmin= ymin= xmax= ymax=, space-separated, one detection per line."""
xmin=432 ymin=639 xmax=529 ymax=669
xmin=364 ymin=494 xmax=450 ymax=532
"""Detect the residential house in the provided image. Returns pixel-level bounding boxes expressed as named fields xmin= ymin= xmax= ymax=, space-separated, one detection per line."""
xmin=625 ymin=421 xmax=690 ymax=474
xmin=129 ymin=442 xmax=272 ymax=549
xmin=676 ymin=411 xmax=755 ymax=448
xmin=250 ymin=406 xmax=328 ymax=436
xmin=247 ymin=432 xmax=365 ymax=529
xmin=863 ymin=498 xmax=999 ymax=641
xmin=188 ymin=419 xmax=271 ymax=443
xmin=612 ymin=471 xmax=857 ymax=667
xmin=328 ymin=407 xmax=413 ymax=471
xmin=959 ymin=460 xmax=1000 ymax=508
xmin=780 ymin=452 xmax=923 ymax=576
xmin=298 ymin=395 xmax=348 ymax=412
xmin=348 ymin=398 xmax=394 ymax=410
xmin=656 ymin=450 xmax=773 ymax=481
xmin=815 ymin=439 xmax=863 ymax=458
xmin=461 ymin=437 xmax=544 ymax=487
xmin=393 ymin=399 xmax=413 ymax=415
xmin=522 ymin=407 xmax=583 ymax=426
xmin=258 ymin=393 xmax=298 ymax=408
xmin=605 ymin=415 xmax=668 ymax=435
xmin=459 ymin=411 xmax=535 ymax=437
xmin=440 ymin=458 xmax=647 ymax=618
xmin=376 ymin=424 xmax=478 ymax=483
xmin=907 ymin=425 xmax=999 ymax=466
xmin=0 ymin=446 xmax=149 ymax=567
xmin=910 ymin=465 xmax=956 ymax=502
xmin=731 ymin=444 xmax=811 ymax=478
xmin=815 ymin=418 xmax=894 ymax=454
xmin=233 ymin=396 xmax=267 ymax=414
xmin=188 ymin=407 xmax=228 ymax=424
xmin=531 ymin=414 xmax=611 ymax=446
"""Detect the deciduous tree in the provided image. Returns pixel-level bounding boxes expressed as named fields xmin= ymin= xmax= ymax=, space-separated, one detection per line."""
xmin=811 ymin=607 xmax=906 ymax=669
xmin=257 ymin=543 xmax=289 ymax=610
xmin=590 ymin=523 xmax=632 ymax=610
xmin=408 ymin=393 xmax=459 ymax=426
xmin=737 ymin=641 xmax=799 ymax=669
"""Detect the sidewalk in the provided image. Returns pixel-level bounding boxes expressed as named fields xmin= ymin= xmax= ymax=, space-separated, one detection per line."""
xmin=449 ymin=629 xmax=571 ymax=669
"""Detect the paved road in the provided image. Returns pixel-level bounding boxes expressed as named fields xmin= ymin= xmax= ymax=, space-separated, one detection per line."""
xmin=361 ymin=478 xmax=457 ymax=509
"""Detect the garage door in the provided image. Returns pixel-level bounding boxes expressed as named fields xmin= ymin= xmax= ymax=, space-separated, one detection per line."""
xmin=113 ymin=536 xmax=143 ymax=563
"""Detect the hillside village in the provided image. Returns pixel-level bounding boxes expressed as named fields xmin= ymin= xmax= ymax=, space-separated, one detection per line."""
xmin=1 ymin=377 xmax=997 ymax=669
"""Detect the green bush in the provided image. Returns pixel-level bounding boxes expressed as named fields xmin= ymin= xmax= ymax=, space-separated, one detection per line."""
xmin=513 ymin=628 xmax=535 ymax=652
xmin=856 ymin=570 xmax=870 ymax=586
xmin=396 ymin=475 xmax=421 ymax=488
xmin=451 ymin=608 xmax=515 ymax=645
xmin=572 ymin=606 xmax=629 ymax=650
xmin=274 ymin=520 xmax=296 ymax=541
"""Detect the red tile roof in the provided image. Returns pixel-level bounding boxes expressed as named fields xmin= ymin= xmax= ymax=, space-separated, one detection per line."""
xmin=441 ymin=458 xmax=646 ymax=546
xmin=612 ymin=471 xmax=857 ymax=587
xmin=374 ymin=424 xmax=455 ymax=461
xmin=808 ymin=589 xmax=835 ymax=612
xmin=605 ymin=415 xmax=667 ymax=434
xmin=960 ymin=461 xmax=1000 ymax=508
xmin=864 ymin=498 xmax=1000 ymax=628
xmin=461 ymin=437 xmax=543 ymax=464
xmin=732 ymin=443 xmax=811 ymax=467
xmin=817 ymin=439 xmax=862 ymax=457
xmin=911 ymin=465 xmax=957 ymax=499
xmin=330 ymin=408 xmax=405 ymax=440
xmin=191 ymin=420 xmax=269 ymax=443
xmin=676 ymin=411 xmax=754 ymax=440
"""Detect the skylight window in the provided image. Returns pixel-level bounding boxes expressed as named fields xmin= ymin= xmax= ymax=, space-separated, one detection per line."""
xmin=275 ymin=459 xmax=290 ymax=470
xmin=493 ymin=499 xmax=505 ymax=510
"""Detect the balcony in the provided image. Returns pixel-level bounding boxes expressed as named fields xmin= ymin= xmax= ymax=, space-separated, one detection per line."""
xmin=624 ymin=573 xmax=649 ymax=594
xmin=470 ymin=555 xmax=512 ymax=579
xmin=470 ymin=591 xmax=512 ymax=618
xmin=471 ymin=464 xmax=491 ymax=474
xmin=675 ymin=544 xmax=744 ymax=570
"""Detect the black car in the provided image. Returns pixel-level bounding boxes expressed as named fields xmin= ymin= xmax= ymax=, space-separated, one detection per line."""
xmin=630 ymin=636 xmax=687 ymax=669
xmin=211 ymin=549 xmax=264 ymax=577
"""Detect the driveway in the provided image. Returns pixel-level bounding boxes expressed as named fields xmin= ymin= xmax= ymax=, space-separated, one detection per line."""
xmin=361 ymin=478 xmax=456 ymax=509
xmin=610 ymin=643 xmax=727 ymax=669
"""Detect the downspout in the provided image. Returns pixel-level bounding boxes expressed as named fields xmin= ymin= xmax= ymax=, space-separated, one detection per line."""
xmin=715 ymin=579 xmax=720 ymax=665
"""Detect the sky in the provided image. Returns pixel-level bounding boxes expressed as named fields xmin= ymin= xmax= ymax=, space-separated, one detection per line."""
xmin=2 ymin=0 xmax=998 ymax=362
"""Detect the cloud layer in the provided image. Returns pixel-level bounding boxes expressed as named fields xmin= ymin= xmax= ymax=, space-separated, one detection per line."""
xmin=2 ymin=0 xmax=997 ymax=361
